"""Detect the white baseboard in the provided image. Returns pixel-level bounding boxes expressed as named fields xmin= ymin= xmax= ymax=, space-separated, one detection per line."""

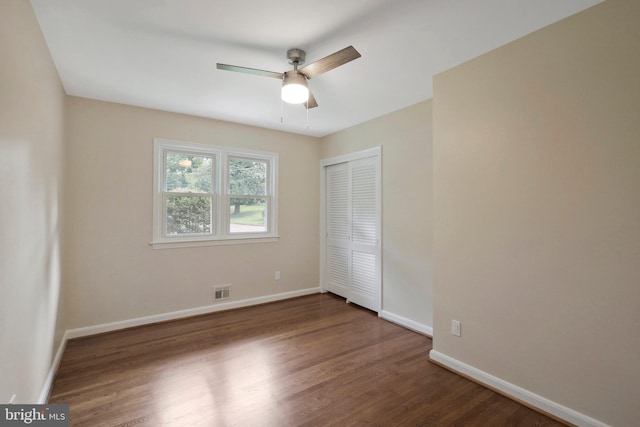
xmin=40 ymin=287 xmax=320 ymax=402
xmin=428 ymin=350 xmax=609 ymax=427
xmin=38 ymin=330 xmax=70 ymax=404
xmin=66 ymin=287 xmax=321 ymax=339
xmin=379 ymin=310 xmax=433 ymax=336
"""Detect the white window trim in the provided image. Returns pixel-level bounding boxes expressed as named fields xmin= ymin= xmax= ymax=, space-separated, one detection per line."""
xmin=151 ymin=138 xmax=279 ymax=249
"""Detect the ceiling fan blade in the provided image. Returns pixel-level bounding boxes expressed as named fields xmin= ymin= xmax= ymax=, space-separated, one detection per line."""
xmin=216 ymin=63 xmax=284 ymax=79
xmin=305 ymin=91 xmax=318 ymax=109
xmin=299 ymin=46 xmax=361 ymax=79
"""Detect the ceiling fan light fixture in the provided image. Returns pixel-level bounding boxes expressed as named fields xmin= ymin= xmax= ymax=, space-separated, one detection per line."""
xmin=281 ymin=71 xmax=309 ymax=104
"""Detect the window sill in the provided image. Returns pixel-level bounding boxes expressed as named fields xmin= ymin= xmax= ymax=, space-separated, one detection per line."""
xmin=150 ymin=235 xmax=279 ymax=249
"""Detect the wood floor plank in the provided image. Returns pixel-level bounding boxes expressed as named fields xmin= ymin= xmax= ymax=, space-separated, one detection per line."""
xmin=50 ymin=293 xmax=567 ymax=426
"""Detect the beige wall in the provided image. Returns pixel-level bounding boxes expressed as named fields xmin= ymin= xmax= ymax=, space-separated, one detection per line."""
xmin=64 ymin=97 xmax=320 ymax=328
xmin=0 ymin=0 xmax=66 ymax=403
xmin=432 ymin=1 xmax=640 ymax=425
xmin=321 ymin=101 xmax=433 ymax=331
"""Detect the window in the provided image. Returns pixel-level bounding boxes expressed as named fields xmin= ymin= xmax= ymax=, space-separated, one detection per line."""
xmin=152 ymin=138 xmax=278 ymax=248
xmin=228 ymin=157 xmax=269 ymax=234
xmin=165 ymin=152 xmax=214 ymax=237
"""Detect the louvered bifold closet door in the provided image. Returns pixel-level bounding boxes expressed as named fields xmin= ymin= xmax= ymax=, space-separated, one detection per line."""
xmin=325 ymin=162 xmax=350 ymax=299
xmin=348 ymin=157 xmax=380 ymax=312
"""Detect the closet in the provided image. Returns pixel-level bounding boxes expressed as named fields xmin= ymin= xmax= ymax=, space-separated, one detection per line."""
xmin=321 ymin=148 xmax=381 ymax=312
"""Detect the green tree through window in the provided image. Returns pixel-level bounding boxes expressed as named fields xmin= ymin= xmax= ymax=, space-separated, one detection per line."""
xmin=229 ymin=158 xmax=268 ymax=232
xmin=152 ymin=138 xmax=277 ymax=246
xmin=165 ymin=153 xmax=213 ymax=235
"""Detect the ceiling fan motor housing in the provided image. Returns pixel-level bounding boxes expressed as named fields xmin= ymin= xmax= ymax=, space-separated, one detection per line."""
xmin=287 ymin=48 xmax=305 ymax=65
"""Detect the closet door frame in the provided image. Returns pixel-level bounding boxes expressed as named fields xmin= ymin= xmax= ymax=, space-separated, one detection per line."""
xmin=319 ymin=146 xmax=381 ymax=313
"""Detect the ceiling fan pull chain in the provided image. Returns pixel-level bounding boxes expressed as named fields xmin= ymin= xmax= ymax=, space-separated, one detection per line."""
xmin=306 ymin=102 xmax=309 ymax=132
xmin=280 ymin=96 xmax=284 ymax=124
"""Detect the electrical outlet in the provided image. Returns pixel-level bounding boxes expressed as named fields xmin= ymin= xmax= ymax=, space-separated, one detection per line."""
xmin=275 ymin=271 xmax=281 ymax=280
xmin=451 ymin=320 xmax=461 ymax=337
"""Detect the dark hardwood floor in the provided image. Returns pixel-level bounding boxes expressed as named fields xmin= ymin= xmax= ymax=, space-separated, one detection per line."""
xmin=50 ymin=293 xmax=566 ymax=426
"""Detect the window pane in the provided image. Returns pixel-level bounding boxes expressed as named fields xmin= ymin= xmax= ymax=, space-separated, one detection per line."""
xmin=166 ymin=153 xmax=212 ymax=193
xmin=229 ymin=158 xmax=266 ymax=195
xmin=166 ymin=195 xmax=212 ymax=235
xmin=229 ymin=198 xmax=266 ymax=233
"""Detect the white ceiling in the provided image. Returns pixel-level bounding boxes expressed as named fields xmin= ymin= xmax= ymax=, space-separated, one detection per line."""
xmin=30 ymin=0 xmax=603 ymax=137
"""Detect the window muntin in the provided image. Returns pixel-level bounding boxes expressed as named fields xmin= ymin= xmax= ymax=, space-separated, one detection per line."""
xmin=152 ymin=139 xmax=277 ymax=247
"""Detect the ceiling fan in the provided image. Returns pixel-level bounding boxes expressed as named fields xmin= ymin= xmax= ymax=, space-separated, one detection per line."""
xmin=216 ymin=46 xmax=361 ymax=109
